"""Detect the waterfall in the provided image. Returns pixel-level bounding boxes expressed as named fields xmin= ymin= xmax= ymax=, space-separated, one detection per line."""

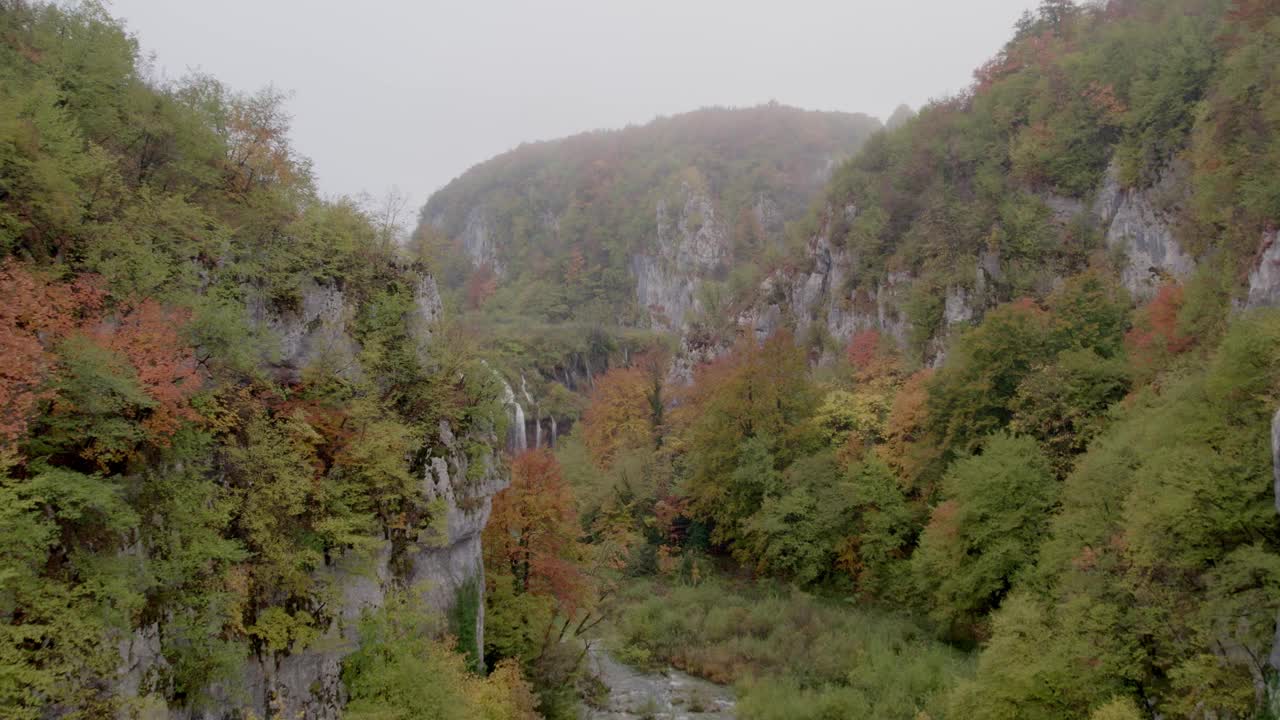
xmin=510 ymin=401 xmax=527 ymax=452
xmin=488 ymin=363 xmax=528 ymax=453
xmin=550 ymin=415 xmax=558 ymax=447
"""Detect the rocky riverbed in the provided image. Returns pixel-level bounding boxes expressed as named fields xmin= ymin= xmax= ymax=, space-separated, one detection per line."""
xmin=581 ymin=644 xmax=735 ymax=719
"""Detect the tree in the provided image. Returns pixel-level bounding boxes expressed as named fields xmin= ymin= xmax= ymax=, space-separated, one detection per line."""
xmin=742 ymin=450 xmax=853 ymax=586
xmin=482 ymin=450 xmax=599 ymax=719
xmin=581 ymin=366 xmax=653 ymax=470
xmin=927 ymin=299 xmax=1060 ymax=460
xmin=342 ymin=590 xmax=538 ymax=720
xmin=0 ymin=262 xmax=103 ymax=450
xmin=1010 ymin=348 xmax=1130 ymax=475
xmin=485 ymin=450 xmax=582 ymax=609
xmin=913 ymin=433 xmax=1056 ymax=634
xmin=842 ymin=456 xmax=916 ymax=602
xmin=879 ymin=368 xmax=937 ymax=492
xmin=1124 ymin=282 xmax=1193 ymax=377
xmin=1047 ymin=270 xmax=1131 ymax=359
xmin=677 ymin=331 xmax=819 ymax=547
xmin=96 ymin=299 xmax=202 ymax=443
xmin=465 ymin=264 xmax=499 ymax=310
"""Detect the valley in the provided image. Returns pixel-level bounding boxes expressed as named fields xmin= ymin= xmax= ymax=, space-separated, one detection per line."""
xmin=1 ymin=1 xmax=1279 ymax=719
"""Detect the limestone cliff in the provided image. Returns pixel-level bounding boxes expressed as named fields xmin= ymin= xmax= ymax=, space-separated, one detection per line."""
xmin=631 ymin=183 xmax=732 ymax=331
xmin=117 ymin=275 xmax=509 ymax=720
xmin=735 ymin=157 xmax=1215 ymax=368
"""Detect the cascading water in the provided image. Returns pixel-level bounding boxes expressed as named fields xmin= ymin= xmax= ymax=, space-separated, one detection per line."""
xmin=490 ymin=364 xmax=528 ymax=453
xmin=510 ymin=400 xmax=527 ymax=452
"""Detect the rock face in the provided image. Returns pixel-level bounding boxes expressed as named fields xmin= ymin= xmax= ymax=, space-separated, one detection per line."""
xmin=413 ymin=420 xmax=508 ymax=662
xmin=247 ymin=279 xmax=363 ymax=384
xmin=632 ymin=184 xmax=732 ymax=331
xmin=735 ymin=204 xmax=918 ymax=366
xmin=1091 ymin=161 xmax=1195 ymax=300
xmin=120 ymin=271 xmax=509 ymax=719
xmin=496 ymin=372 xmax=530 ymax=453
xmin=1247 ymin=231 xmax=1280 ymax=309
xmin=455 ymin=206 xmax=504 ymax=274
xmin=408 ymin=273 xmax=444 ymax=351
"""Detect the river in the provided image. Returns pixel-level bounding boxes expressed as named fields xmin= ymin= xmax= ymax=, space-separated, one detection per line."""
xmin=580 ymin=644 xmax=736 ymax=719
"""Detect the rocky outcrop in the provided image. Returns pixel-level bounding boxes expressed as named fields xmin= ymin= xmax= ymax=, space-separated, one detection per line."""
xmin=735 ymin=205 xmax=918 ymax=365
xmin=413 ymin=419 xmax=507 ymax=660
xmin=247 ymin=279 xmax=363 ymax=384
xmin=632 ymin=184 xmax=732 ymax=331
xmin=160 ymin=547 xmax=394 ymax=720
xmin=407 ymin=273 xmax=444 ymax=351
xmin=1247 ymin=231 xmax=1280 ymax=309
xmin=726 ymin=157 xmax=1207 ymax=370
xmin=144 ymin=416 xmax=508 ymax=720
xmin=456 ymin=207 xmax=504 ymax=274
xmin=1092 ymin=161 xmax=1195 ymax=300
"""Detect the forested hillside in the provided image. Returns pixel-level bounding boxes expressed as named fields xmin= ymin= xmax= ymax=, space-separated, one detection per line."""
xmin=463 ymin=1 xmax=1280 ymax=719
xmin=747 ymin=0 xmax=1280 ymax=364
xmin=421 ymin=104 xmax=880 ymax=322
xmin=0 ymin=3 xmax=528 ymax=718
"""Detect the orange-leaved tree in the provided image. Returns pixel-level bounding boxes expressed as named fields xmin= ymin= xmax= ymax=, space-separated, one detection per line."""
xmin=96 ymin=299 xmax=202 ymax=442
xmin=485 ymin=449 xmax=582 ymax=612
xmin=581 ymin=366 xmax=653 ymax=470
xmin=1125 ymin=281 xmax=1193 ymax=378
xmin=0 ymin=261 xmax=104 ymax=449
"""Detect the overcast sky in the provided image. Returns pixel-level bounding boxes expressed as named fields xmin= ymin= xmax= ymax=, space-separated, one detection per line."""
xmin=107 ymin=0 xmax=1039 ymax=211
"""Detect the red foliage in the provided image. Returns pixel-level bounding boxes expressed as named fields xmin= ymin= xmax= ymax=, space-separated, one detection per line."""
xmin=847 ymin=329 xmax=881 ymax=372
xmin=0 ymin=262 xmax=104 ymax=448
xmin=1225 ymin=0 xmax=1280 ymax=30
xmin=271 ymin=393 xmax=353 ymax=471
xmin=1 ymin=261 xmax=202 ymax=453
xmin=485 ymin=450 xmax=583 ymax=612
xmin=96 ymin=300 xmax=202 ymax=441
xmin=465 ymin=264 xmax=498 ymax=310
xmin=1084 ymin=81 xmax=1127 ymax=121
xmin=846 ymin=329 xmax=900 ymax=382
xmin=1125 ymin=282 xmax=1192 ymax=370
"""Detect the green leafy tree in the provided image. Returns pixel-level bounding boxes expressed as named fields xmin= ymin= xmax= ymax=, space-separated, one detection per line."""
xmin=913 ymin=433 xmax=1056 ymax=634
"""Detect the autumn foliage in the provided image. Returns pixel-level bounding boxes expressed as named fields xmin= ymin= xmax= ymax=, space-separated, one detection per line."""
xmin=1125 ymin=282 xmax=1193 ymax=371
xmin=0 ymin=262 xmax=104 ymax=447
xmin=484 ymin=450 xmax=583 ymax=612
xmin=465 ymin=264 xmax=499 ymax=310
xmin=581 ymin=366 xmax=653 ymax=469
xmin=96 ymin=300 xmax=202 ymax=440
xmin=0 ymin=261 xmax=201 ymax=455
xmin=847 ymin=328 xmax=902 ymax=385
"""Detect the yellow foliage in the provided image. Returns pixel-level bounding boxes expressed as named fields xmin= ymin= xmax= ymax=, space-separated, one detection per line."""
xmin=582 ymin=367 xmax=653 ymax=469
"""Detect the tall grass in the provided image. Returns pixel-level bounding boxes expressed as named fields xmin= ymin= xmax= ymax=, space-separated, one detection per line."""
xmin=611 ymin=578 xmax=972 ymax=719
